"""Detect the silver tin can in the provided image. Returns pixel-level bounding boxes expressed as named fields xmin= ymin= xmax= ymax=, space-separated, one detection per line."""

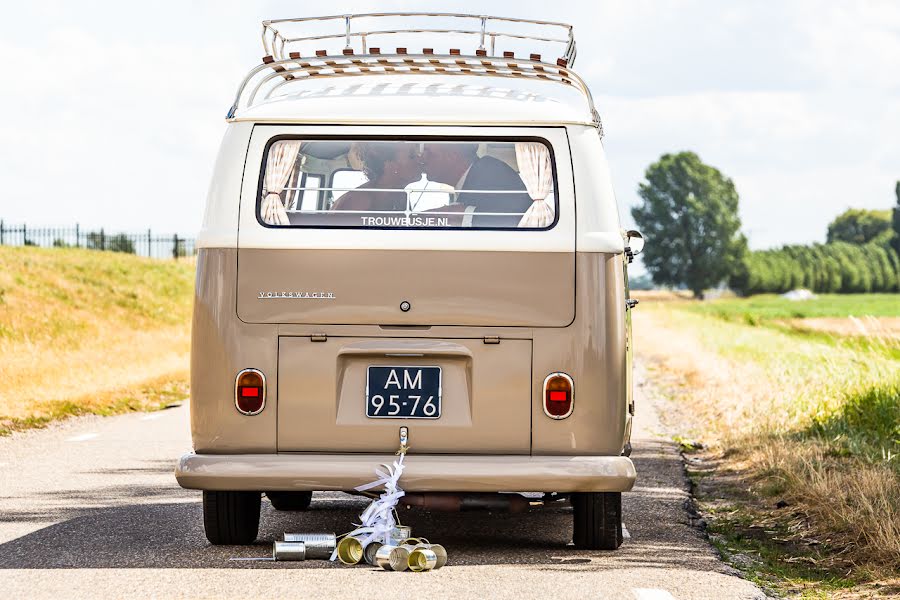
xmin=388 ymin=526 xmax=412 ymax=545
xmin=283 ymin=532 xmax=337 ymax=560
xmin=363 ymin=541 xmax=383 ymax=566
xmin=273 ymin=540 xmax=306 ymax=561
xmin=428 ymin=544 xmax=448 ymax=569
xmin=374 ymin=544 xmax=410 ymax=571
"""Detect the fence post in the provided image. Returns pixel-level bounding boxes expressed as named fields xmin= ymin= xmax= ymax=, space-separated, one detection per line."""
xmin=75 ymin=223 xmax=80 ymax=248
xmin=173 ymin=234 xmax=179 ymax=259
xmin=0 ymin=219 xmax=4 ymax=245
xmin=22 ymin=223 xmax=26 ymax=246
xmin=100 ymin=228 xmax=105 ymax=251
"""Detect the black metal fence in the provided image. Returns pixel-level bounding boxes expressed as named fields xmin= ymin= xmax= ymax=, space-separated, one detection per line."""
xmin=0 ymin=221 xmax=196 ymax=259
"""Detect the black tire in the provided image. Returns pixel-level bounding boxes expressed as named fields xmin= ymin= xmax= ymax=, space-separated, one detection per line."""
xmin=572 ymin=491 xmax=623 ymax=550
xmin=202 ymin=490 xmax=261 ymax=545
xmin=266 ymin=491 xmax=313 ymax=511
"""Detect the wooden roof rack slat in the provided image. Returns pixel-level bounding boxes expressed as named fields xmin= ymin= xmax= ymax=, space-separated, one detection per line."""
xmin=229 ymin=14 xmax=599 ymax=130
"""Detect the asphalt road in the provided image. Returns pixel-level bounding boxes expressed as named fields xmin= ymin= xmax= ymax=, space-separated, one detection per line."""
xmin=0 ymin=366 xmax=766 ymax=600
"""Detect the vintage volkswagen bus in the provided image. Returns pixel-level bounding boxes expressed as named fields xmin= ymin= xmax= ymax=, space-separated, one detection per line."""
xmin=176 ymin=13 xmax=642 ymax=550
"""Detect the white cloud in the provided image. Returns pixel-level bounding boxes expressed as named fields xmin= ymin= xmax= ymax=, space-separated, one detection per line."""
xmin=0 ymin=0 xmax=897 ymax=248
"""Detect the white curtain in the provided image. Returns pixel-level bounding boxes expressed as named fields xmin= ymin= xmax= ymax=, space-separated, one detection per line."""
xmin=261 ymin=141 xmax=302 ymax=225
xmin=515 ymin=142 xmax=554 ymax=227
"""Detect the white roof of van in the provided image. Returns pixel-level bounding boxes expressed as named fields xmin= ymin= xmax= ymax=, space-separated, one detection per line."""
xmin=229 ymin=76 xmax=597 ymax=126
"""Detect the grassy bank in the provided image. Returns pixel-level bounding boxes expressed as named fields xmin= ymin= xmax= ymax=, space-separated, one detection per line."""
xmin=0 ymin=246 xmax=194 ymax=434
xmin=633 ymin=293 xmax=900 ymax=597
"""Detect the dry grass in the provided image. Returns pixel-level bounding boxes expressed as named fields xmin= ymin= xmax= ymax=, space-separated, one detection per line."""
xmin=634 ymin=303 xmax=900 ymax=591
xmin=782 ymin=316 xmax=900 ymax=341
xmin=0 ymin=246 xmax=194 ymax=433
xmin=630 ymin=289 xmax=694 ymax=302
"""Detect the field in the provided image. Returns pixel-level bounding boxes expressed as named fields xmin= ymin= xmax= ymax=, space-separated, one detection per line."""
xmin=634 ymin=291 xmax=900 ymax=597
xmin=0 ymin=246 xmax=194 ymax=434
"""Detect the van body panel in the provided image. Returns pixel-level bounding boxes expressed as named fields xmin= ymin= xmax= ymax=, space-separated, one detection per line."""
xmin=191 ymin=248 xmax=278 ymax=454
xmin=530 ymin=252 xmax=627 ymax=455
xmin=237 ymin=249 xmax=574 ymax=327
xmin=277 ymin=337 xmax=532 ymax=453
xmin=190 ymin=250 xmax=628 ymax=459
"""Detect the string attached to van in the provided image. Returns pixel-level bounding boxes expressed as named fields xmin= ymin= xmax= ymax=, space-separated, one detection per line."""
xmin=330 ymin=432 xmax=408 ymax=560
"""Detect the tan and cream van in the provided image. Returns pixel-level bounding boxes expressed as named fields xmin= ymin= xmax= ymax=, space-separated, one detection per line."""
xmin=175 ymin=13 xmax=643 ymax=550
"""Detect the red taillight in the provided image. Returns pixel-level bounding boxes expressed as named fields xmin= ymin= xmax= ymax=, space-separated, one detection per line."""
xmin=235 ymin=369 xmax=266 ymax=415
xmin=543 ymin=373 xmax=574 ymax=419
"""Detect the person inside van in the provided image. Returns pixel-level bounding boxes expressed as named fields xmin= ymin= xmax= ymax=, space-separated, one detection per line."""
xmin=420 ymin=143 xmax=531 ymax=227
xmin=331 ymin=142 xmax=422 ymax=212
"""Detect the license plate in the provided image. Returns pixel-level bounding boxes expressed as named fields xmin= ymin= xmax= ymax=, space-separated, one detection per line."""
xmin=366 ymin=366 xmax=442 ymax=419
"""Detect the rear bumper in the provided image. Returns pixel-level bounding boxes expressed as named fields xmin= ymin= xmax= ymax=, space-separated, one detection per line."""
xmin=175 ymin=453 xmax=636 ymax=493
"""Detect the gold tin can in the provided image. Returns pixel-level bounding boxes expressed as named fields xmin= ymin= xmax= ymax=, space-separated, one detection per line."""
xmin=336 ymin=535 xmax=364 ymax=565
xmin=272 ymin=541 xmax=306 ymax=561
xmin=374 ymin=545 xmax=410 ymax=571
xmin=400 ymin=538 xmax=446 ymax=569
xmin=408 ymin=547 xmax=438 ymax=572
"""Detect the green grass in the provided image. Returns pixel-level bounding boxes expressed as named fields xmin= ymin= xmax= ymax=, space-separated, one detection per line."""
xmin=0 ymin=246 xmax=194 ymax=430
xmin=807 ymin=379 xmax=900 ymax=466
xmin=0 ymin=245 xmax=194 ymax=345
xmin=640 ymin=298 xmax=900 ymax=591
xmin=684 ymin=293 xmax=900 ymax=324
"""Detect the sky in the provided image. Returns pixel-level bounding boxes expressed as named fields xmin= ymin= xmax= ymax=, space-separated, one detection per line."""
xmin=0 ymin=0 xmax=898 ymax=251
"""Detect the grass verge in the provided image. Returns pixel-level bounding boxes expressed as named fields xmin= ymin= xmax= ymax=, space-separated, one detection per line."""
xmin=0 ymin=246 xmax=193 ymax=433
xmin=635 ymin=297 xmax=900 ymax=597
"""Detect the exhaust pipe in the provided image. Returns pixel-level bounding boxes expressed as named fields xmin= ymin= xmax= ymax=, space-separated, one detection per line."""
xmin=403 ymin=492 xmax=530 ymax=513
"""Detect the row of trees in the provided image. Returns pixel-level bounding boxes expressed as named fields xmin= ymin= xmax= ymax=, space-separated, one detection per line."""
xmin=52 ymin=232 xmax=137 ymax=254
xmin=631 ymin=152 xmax=900 ymax=296
xmin=729 ymin=241 xmax=899 ymax=295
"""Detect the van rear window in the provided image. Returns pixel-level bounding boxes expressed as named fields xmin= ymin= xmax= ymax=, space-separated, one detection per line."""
xmin=258 ymin=139 xmax=557 ymax=230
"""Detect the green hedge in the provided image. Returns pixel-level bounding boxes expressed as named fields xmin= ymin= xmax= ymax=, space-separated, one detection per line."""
xmin=730 ymin=241 xmax=900 ymax=295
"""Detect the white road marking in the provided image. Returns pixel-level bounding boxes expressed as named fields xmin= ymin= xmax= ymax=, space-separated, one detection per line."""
xmin=139 ymin=413 xmax=164 ymax=421
xmin=633 ymin=589 xmax=677 ymax=600
xmin=65 ymin=433 xmax=99 ymax=442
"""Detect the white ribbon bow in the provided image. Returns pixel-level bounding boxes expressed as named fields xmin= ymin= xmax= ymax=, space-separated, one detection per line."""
xmin=330 ymin=454 xmax=406 ymax=560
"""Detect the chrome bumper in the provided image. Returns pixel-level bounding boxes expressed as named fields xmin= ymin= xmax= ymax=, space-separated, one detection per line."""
xmin=175 ymin=452 xmax=636 ymax=493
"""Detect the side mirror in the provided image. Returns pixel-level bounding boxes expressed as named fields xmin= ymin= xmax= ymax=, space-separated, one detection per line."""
xmin=624 ymin=230 xmax=644 ymax=263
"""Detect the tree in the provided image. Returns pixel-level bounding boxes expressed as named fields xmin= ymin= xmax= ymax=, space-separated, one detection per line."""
xmin=85 ymin=231 xmax=136 ymax=254
xmin=631 ymin=151 xmax=746 ymax=298
xmin=892 ymin=181 xmax=900 ymax=256
xmin=827 ymin=208 xmax=892 ymax=245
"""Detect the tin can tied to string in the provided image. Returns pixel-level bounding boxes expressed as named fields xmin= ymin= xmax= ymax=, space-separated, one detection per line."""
xmin=408 ymin=547 xmax=438 ymax=572
xmin=363 ymin=541 xmax=383 ymax=565
xmin=401 ymin=538 xmax=448 ymax=570
xmin=374 ymin=544 xmax=410 ymax=571
xmin=283 ymin=532 xmax=337 ymax=560
xmin=272 ymin=541 xmax=306 ymax=561
xmin=336 ymin=535 xmax=365 ymax=565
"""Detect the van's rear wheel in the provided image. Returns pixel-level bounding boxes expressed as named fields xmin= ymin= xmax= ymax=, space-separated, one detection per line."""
xmin=266 ymin=491 xmax=313 ymax=511
xmin=202 ymin=491 xmax=261 ymax=545
xmin=572 ymin=492 xmax=623 ymax=550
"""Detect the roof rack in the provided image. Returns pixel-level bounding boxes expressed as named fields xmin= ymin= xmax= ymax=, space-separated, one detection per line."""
xmin=229 ymin=13 xmax=600 ymax=131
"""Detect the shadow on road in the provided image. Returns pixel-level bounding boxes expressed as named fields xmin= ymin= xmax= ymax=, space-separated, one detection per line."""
xmin=0 ymin=439 xmax=724 ymax=572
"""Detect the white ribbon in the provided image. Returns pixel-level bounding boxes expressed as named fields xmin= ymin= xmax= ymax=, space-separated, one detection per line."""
xmin=330 ymin=454 xmax=406 ymax=560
